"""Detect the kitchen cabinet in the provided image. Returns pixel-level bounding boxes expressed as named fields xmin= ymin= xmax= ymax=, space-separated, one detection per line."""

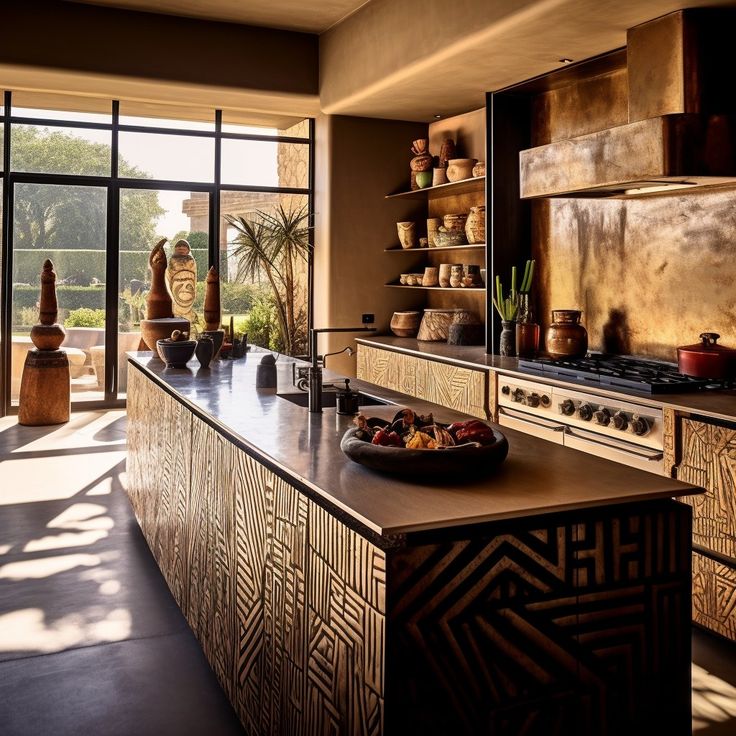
xmin=675 ymin=415 xmax=736 ymax=640
xmin=357 ymin=343 xmax=489 ymax=419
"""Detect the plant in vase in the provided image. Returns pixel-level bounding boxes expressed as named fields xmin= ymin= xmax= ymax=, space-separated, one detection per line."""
xmin=492 ymin=269 xmax=518 ymax=357
xmin=515 ymin=259 xmax=540 ymax=358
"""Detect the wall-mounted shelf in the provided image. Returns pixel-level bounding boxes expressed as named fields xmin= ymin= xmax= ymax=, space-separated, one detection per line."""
xmin=385 ymin=176 xmax=485 ymax=200
xmin=385 ymin=243 xmax=486 ymax=253
xmin=385 ymin=283 xmax=485 ymax=292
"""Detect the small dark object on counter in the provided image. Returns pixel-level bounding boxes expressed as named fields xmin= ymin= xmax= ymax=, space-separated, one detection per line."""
xmin=195 ymin=335 xmax=214 ymax=369
xmin=677 ymin=332 xmax=736 ymax=380
xmin=336 ymin=379 xmax=361 ymax=415
xmin=256 ymin=353 xmax=277 ymax=388
xmin=156 ymin=338 xmax=196 ymax=368
xmin=447 ymin=322 xmax=484 ymax=345
xmin=203 ymin=329 xmax=225 ymax=360
xmin=546 ymin=309 xmax=588 ymax=359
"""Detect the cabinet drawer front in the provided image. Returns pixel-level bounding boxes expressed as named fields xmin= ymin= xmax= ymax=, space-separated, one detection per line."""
xmin=693 ymin=551 xmax=736 ymax=641
xmin=357 ymin=345 xmax=416 ymax=396
xmin=676 ymin=418 xmax=736 ymax=561
xmin=414 ymin=359 xmax=487 ymax=419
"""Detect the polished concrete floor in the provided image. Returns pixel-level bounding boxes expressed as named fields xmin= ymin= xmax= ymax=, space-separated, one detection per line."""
xmin=0 ymin=410 xmax=734 ymax=735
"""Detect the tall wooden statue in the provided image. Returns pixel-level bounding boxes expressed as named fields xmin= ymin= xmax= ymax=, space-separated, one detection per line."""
xmin=202 ymin=266 xmax=225 ymax=358
xmin=140 ymin=238 xmax=190 ymax=356
xmin=166 ymin=239 xmax=197 ymax=324
xmin=19 ymin=260 xmax=70 ymax=425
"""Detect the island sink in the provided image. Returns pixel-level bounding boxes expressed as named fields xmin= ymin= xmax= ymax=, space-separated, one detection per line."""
xmin=277 ymin=389 xmax=389 ymax=408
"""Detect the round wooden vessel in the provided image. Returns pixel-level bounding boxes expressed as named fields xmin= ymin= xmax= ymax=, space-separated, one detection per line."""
xmin=390 ymin=311 xmax=421 ymax=337
xmin=417 ymin=309 xmax=457 ymax=341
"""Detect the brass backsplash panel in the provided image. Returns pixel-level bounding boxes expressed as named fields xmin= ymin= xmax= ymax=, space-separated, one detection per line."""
xmin=533 ymin=187 xmax=736 ymax=361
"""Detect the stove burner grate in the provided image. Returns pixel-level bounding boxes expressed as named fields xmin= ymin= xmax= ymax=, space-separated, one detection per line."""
xmin=518 ymin=354 xmax=720 ymax=394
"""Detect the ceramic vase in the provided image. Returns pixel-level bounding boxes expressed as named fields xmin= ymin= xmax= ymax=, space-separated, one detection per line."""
xmin=195 ymin=335 xmax=214 ymax=369
xmin=432 ymin=168 xmax=448 ymax=187
xmin=438 ymin=263 xmax=452 ymax=287
xmin=546 ymin=309 xmax=588 ymax=359
xmin=443 ymin=213 xmax=468 ymax=231
xmin=450 ymin=264 xmax=464 ymax=288
xmin=422 ymin=266 xmax=439 ymax=287
xmin=439 ymin=138 xmax=456 ymax=168
xmin=472 ymin=161 xmax=486 ymax=177
xmin=465 ymin=205 xmax=485 ymax=244
xmin=397 ymin=221 xmax=417 ymax=249
xmin=500 ymin=320 xmax=516 ymax=357
xmin=427 ymin=218 xmax=442 ymax=247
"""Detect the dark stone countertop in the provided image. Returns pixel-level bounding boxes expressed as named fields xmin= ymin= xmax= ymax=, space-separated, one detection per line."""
xmin=357 ymin=335 xmax=736 ymax=423
xmin=128 ymin=350 xmax=700 ymax=541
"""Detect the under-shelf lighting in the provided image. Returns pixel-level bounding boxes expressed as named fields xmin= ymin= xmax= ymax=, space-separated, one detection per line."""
xmin=559 ymin=58 xmax=574 ymax=64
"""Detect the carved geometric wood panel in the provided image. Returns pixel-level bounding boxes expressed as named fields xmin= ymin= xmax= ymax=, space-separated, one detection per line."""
xmin=386 ymin=504 xmax=691 ymax=736
xmin=414 ymin=358 xmax=487 ymax=418
xmin=676 ymin=417 xmax=736 ymax=561
xmin=357 ymin=344 xmax=416 ymax=396
xmin=693 ymin=551 xmax=736 ymax=642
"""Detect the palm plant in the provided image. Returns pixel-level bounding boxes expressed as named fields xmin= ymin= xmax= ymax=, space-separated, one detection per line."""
xmin=224 ymin=204 xmax=313 ymax=356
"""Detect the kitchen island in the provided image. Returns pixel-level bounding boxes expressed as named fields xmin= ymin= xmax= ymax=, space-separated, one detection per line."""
xmin=126 ymin=350 xmax=701 ymax=736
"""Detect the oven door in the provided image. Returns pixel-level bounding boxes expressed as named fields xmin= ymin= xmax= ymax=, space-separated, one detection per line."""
xmin=498 ymin=406 xmax=566 ymax=445
xmin=564 ymin=427 xmax=665 ymax=475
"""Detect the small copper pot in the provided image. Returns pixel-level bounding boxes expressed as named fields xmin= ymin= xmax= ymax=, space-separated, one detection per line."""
xmin=545 ymin=310 xmax=588 ymax=359
xmin=677 ymin=333 xmax=736 ymax=379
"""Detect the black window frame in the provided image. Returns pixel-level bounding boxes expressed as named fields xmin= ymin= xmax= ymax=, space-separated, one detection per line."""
xmin=0 ymin=93 xmax=314 ymax=416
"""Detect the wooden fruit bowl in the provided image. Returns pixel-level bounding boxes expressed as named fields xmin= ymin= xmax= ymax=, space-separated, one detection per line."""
xmin=340 ymin=419 xmax=508 ymax=479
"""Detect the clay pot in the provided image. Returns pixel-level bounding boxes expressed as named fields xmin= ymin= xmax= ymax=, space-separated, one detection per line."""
xmin=399 ymin=274 xmax=410 ymax=285
xmin=443 ymin=213 xmax=468 ymax=231
xmin=450 ymin=265 xmax=464 ymax=288
xmin=465 ymin=264 xmax=483 ymax=287
xmin=446 ymin=158 xmax=477 ymax=182
xmin=435 ymin=227 xmax=467 ymax=247
xmin=432 ymin=168 xmax=448 ymax=187
xmin=465 ymin=205 xmax=485 ymax=244
xmin=157 ymin=338 xmax=196 ymax=368
xmin=439 ymin=138 xmax=456 ymax=168
xmin=390 ymin=311 xmax=421 ymax=337
xmin=472 ymin=161 xmax=486 ymax=178
xmin=202 ymin=329 xmax=225 ymax=359
xmin=141 ymin=318 xmax=191 ymax=359
xmin=195 ymin=336 xmax=214 ymax=369
xmin=438 ymin=264 xmax=453 ymax=288
xmin=416 ymin=171 xmax=432 ymax=188
xmin=397 ymin=221 xmax=417 ymax=249
xmin=417 ymin=309 xmax=457 ymax=341
xmin=448 ymin=310 xmax=483 ymax=345
xmin=419 ymin=237 xmax=429 ymax=248
xmin=405 ymin=273 xmax=424 ymax=286
xmin=546 ymin=310 xmax=588 ymax=359
xmin=427 ymin=218 xmax=442 ymax=247
xmin=422 ymin=266 xmax=439 ymax=287
xmin=410 ymin=139 xmax=433 ymax=172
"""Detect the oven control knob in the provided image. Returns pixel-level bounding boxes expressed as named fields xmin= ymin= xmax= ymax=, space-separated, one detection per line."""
xmin=527 ymin=393 xmax=541 ymax=408
xmin=512 ymin=388 xmax=526 ymax=403
xmin=577 ymin=403 xmax=593 ymax=421
xmin=501 ymin=385 xmax=510 ymax=395
xmin=540 ymin=394 xmax=551 ymax=408
xmin=630 ymin=415 xmax=651 ymax=437
xmin=559 ymin=399 xmax=575 ymax=416
xmin=612 ymin=411 xmax=629 ymax=431
xmin=594 ymin=407 xmax=611 ymax=426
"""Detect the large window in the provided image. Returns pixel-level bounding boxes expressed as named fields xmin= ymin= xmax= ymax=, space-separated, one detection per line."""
xmin=0 ymin=92 xmax=313 ymax=414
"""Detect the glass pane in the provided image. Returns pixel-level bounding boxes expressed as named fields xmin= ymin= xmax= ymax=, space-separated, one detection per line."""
xmin=11 ymin=124 xmax=111 ymax=176
xmin=118 ymin=100 xmax=215 ymax=131
xmin=11 ymin=183 xmax=107 ymax=404
xmin=11 ymin=91 xmax=111 ymax=123
xmin=117 ymin=189 xmax=210 ymax=394
xmin=220 ymin=139 xmax=308 ymax=189
xmin=220 ymin=192 xmax=309 ymax=355
xmin=118 ymin=131 xmax=215 ymax=182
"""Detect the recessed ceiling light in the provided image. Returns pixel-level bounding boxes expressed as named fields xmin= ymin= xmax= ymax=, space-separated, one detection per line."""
xmin=434 ymin=114 xmax=441 ymax=119
xmin=559 ymin=58 xmax=574 ymax=64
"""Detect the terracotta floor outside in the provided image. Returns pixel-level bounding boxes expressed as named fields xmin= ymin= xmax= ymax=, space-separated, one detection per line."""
xmin=0 ymin=410 xmax=734 ymax=735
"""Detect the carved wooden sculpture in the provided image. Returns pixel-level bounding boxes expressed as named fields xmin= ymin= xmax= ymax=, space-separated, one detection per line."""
xmin=203 ymin=267 xmax=221 ymax=331
xmin=19 ymin=260 xmax=70 ymax=425
xmin=166 ymin=239 xmax=197 ymax=323
xmin=146 ymin=238 xmax=173 ymax=320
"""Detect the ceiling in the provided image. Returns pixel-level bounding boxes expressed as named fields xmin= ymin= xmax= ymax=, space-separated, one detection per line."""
xmin=66 ymin=0 xmax=370 ymax=33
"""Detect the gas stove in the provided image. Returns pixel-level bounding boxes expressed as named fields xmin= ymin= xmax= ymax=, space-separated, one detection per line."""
xmin=517 ymin=354 xmax=718 ymax=394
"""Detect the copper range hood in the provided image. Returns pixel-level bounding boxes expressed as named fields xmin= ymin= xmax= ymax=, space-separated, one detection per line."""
xmin=519 ymin=11 xmax=736 ymax=199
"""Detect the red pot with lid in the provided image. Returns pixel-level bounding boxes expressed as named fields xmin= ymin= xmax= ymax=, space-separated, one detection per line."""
xmin=677 ymin=332 xmax=736 ymax=380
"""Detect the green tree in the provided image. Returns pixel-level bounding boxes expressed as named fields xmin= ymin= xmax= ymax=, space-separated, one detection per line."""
xmin=12 ymin=125 xmax=165 ymax=249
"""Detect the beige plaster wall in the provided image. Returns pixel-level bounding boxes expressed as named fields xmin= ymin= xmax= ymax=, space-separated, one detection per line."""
xmin=314 ymin=114 xmax=427 ymax=376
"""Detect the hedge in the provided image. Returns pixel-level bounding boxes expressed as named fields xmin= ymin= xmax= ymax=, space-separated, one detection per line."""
xmin=13 ymin=248 xmax=210 ymax=288
xmin=13 ymin=284 xmax=106 ymax=310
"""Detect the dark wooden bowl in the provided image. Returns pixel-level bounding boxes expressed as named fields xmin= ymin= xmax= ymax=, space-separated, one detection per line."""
xmin=340 ymin=425 xmax=509 ymax=478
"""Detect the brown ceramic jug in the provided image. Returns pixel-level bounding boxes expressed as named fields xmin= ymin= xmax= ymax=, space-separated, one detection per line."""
xmin=546 ymin=310 xmax=588 ymax=359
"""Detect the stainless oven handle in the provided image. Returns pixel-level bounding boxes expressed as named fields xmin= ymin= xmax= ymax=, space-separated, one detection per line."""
xmin=498 ymin=407 xmax=566 ymax=431
xmin=564 ymin=427 xmax=664 ymax=461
